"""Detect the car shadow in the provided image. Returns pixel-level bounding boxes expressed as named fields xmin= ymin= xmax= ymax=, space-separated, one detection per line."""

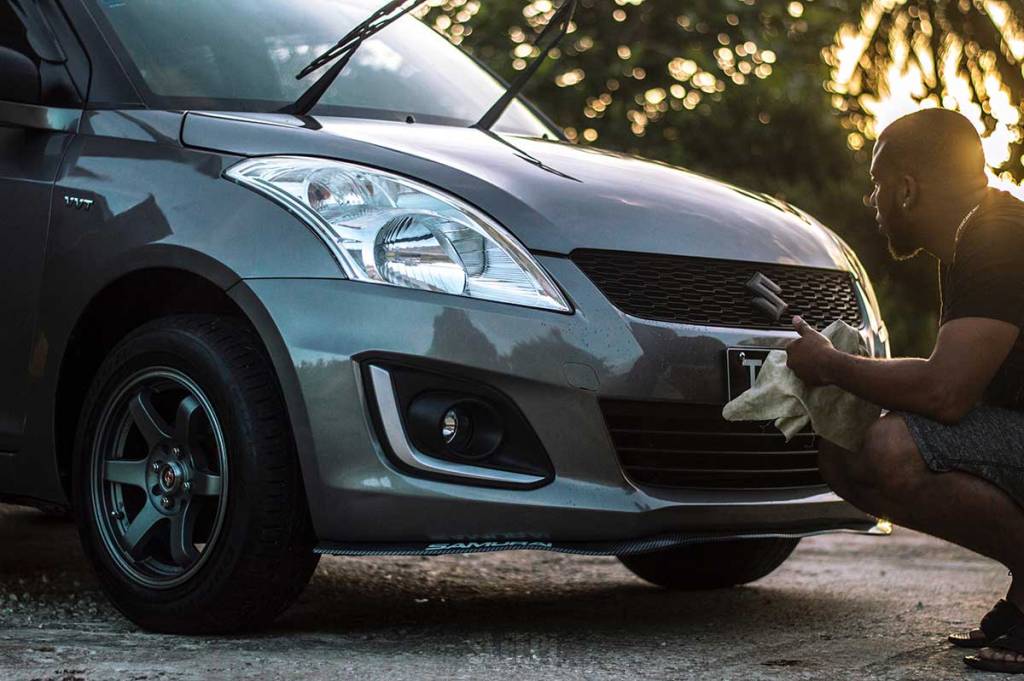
xmin=273 ymin=554 xmax=871 ymax=643
xmin=0 ymin=504 xmax=875 ymax=645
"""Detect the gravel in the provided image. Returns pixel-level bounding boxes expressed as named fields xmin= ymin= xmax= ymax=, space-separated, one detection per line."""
xmin=0 ymin=503 xmax=1012 ymax=680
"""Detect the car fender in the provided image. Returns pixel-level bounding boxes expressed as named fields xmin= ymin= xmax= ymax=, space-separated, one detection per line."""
xmin=13 ymin=112 xmax=345 ymax=504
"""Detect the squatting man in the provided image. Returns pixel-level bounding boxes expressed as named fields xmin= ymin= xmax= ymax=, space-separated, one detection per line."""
xmin=785 ymin=108 xmax=1024 ymax=674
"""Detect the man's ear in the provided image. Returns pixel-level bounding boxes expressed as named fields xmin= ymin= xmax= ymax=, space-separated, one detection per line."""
xmin=901 ymin=174 xmax=918 ymax=211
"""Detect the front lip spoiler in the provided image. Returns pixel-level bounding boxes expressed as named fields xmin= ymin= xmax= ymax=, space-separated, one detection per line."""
xmin=315 ymin=520 xmax=890 ymax=557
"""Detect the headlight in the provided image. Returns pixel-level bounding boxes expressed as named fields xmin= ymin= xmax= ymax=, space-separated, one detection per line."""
xmin=225 ymin=156 xmax=571 ymax=312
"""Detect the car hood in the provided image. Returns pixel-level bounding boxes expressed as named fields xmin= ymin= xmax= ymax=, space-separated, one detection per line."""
xmin=183 ymin=113 xmax=850 ymax=269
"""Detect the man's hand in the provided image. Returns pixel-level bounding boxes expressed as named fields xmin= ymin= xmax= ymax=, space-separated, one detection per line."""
xmin=785 ymin=315 xmax=837 ymax=387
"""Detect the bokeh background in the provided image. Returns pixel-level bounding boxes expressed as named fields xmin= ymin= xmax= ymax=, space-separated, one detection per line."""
xmin=416 ymin=0 xmax=1024 ymax=357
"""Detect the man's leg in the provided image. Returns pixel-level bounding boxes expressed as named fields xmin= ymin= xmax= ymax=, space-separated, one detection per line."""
xmin=819 ymin=413 xmax=1024 ymax=661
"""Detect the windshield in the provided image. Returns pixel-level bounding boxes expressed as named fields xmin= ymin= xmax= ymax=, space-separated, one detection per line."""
xmin=85 ymin=0 xmax=554 ymax=136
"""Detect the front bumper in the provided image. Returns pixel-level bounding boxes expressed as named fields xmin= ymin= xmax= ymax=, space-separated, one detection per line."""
xmin=230 ymin=255 xmax=887 ymax=545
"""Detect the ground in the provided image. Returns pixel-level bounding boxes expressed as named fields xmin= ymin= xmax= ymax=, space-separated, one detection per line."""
xmin=0 ymin=503 xmax=1014 ymax=680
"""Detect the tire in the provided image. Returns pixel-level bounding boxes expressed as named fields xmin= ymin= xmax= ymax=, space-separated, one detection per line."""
xmin=618 ymin=537 xmax=800 ymax=590
xmin=72 ymin=314 xmax=319 ymax=633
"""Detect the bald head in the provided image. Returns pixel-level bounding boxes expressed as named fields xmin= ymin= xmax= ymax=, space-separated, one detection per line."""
xmin=874 ymin=108 xmax=987 ymax=189
xmin=868 ymin=108 xmax=992 ymax=262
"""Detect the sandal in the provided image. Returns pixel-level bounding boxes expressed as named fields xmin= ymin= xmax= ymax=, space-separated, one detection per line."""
xmin=949 ymin=599 xmax=1024 ymax=648
xmin=965 ymin=624 xmax=1024 ymax=673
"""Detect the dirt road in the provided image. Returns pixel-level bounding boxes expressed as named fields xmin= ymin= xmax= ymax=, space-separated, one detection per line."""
xmin=0 ymin=503 xmax=1011 ymax=680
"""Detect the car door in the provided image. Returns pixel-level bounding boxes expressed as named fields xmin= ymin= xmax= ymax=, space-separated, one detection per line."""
xmin=0 ymin=0 xmax=83 ymax=454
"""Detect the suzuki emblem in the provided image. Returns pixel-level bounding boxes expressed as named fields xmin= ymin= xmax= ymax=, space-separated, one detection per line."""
xmin=746 ymin=272 xmax=788 ymax=323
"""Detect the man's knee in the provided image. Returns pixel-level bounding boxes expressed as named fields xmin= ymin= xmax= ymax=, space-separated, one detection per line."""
xmin=859 ymin=415 xmax=929 ymax=497
xmin=820 ymin=415 xmax=927 ymax=502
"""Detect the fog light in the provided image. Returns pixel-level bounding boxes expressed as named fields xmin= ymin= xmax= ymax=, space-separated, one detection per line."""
xmin=406 ymin=393 xmax=499 ymax=460
xmin=441 ymin=408 xmax=462 ymax=444
xmin=439 ymin=405 xmax=476 ymax=453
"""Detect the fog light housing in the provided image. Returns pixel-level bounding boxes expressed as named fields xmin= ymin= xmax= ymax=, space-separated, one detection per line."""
xmin=362 ymin=360 xmax=554 ymax=488
xmin=409 ymin=394 xmax=502 ymax=460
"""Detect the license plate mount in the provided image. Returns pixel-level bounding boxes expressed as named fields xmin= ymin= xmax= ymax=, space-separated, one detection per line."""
xmin=725 ymin=348 xmax=774 ymax=401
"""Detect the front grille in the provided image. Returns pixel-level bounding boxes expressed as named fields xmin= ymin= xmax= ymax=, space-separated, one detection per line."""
xmin=602 ymin=400 xmax=824 ymax=490
xmin=572 ymin=249 xmax=863 ymax=330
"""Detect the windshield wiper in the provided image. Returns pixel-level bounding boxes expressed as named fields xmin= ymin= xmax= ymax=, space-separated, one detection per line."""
xmin=280 ymin=0 xmax=429 ymax=116
xmin=474 ymin=0 xmax=578 ymax=131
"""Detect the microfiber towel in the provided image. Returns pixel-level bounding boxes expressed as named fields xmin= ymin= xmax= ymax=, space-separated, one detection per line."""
xmin=722 ymin=319 xmax=881 ymax=452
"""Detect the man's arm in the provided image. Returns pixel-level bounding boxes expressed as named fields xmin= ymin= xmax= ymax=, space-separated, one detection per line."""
xmin=785 ymin=315 xmax=1019 ymax=424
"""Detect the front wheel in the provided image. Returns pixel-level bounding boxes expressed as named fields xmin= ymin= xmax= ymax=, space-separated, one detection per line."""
xmin=73 ymin=315 xmax=319 ymax=633
xmin=618 ymin=538 xmax=800 ymax=590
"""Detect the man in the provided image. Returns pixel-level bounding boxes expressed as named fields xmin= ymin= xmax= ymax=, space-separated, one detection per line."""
xmin=785 ymin=107 xmax=1024 ymax=674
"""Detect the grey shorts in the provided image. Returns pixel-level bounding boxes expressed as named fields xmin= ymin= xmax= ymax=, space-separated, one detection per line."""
xmin=897 ymin=404 xmax=1024 ymax=509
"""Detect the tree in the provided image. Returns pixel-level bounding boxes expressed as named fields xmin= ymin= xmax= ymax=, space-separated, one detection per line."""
xmin=419 ymin=0 xmax=841 ymax=166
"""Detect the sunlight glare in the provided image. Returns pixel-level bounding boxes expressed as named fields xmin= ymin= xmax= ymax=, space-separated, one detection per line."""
xmin=828 ymin=0 xmax=1024 ymax=191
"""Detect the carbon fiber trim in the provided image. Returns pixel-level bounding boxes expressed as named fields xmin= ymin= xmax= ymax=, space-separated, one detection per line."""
xmin=315 ymin=522 xmax=887 ymax=557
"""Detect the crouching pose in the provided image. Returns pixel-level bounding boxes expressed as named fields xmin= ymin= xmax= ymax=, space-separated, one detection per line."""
xmin=786 ymin=108 xmax=1024 ymax=674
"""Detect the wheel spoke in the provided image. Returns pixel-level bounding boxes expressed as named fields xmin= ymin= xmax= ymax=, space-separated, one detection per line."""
xmin=121 ymin=504 xmax=163 ymax=560
xmin=190 ymin=472 xmax=223 ymax=497
xmin=103 ymin=458 xmax=149 ymax=488
xmin=169 ymin=502 xmax=200 ymax=567
xmin=174 ymin=396 xmax=201 ymax=449
xmin=129 ymin=390 xmax=171 ymax=449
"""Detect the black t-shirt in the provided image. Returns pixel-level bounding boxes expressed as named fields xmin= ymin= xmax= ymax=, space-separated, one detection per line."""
xmin=940 ymin=188 xmax=1024 ymax=408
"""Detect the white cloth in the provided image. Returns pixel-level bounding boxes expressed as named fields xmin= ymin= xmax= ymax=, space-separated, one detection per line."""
xmin=722 ymin=320 xmax=881 ymax=452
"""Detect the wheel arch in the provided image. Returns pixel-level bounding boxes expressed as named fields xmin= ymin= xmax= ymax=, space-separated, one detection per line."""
xmin=52 ymin=267 xmax=312 ymax=508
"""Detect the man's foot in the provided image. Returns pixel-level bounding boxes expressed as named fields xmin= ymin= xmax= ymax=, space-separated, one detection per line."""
xmin=965 ymin=626 xmax=1024 ymax=673
xmin=949 ymin=599 xmax=1024 ymax=648
xmin=965 ymin=648 xmax=1024 ymax=674
xmin=951 ymin=629 xmax=988 ymax=647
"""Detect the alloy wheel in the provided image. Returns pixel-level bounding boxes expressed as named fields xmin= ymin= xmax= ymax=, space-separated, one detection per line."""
xmin=90 ymin=368 xmax=229 ymax=589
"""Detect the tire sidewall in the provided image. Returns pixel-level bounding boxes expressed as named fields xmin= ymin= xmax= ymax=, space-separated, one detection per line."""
xmin=73 ymin=322 xmax=265 ymax=618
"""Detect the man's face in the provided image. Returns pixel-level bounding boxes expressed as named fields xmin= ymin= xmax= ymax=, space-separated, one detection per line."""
xmin=869 ymin=140 xmax=921 ymax=260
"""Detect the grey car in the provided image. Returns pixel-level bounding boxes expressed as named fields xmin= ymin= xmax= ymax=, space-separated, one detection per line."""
xmin=0 ymin=0 xmax=890 ymax=633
